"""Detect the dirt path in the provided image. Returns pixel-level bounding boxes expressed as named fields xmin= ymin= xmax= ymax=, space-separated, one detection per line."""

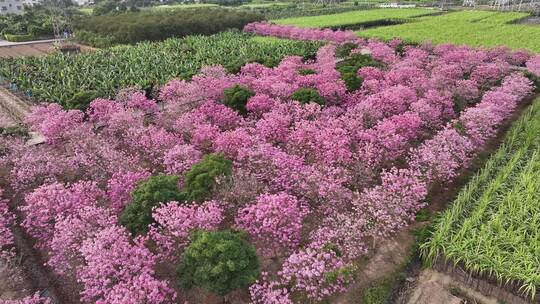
xmin=0 ymin=223 xmax=64 ymax=303
xmin=0 ymin=168 xmax=67 ymax=303
xmin=402 ymin=269 xmax=500 ymax=304
xmin=0 ymin=87 xmax=33 ymax=127
xmin=0 ymin=42 xmax=95 ymax=58
xmin=0 ymin=92 xmax=64 ymax=302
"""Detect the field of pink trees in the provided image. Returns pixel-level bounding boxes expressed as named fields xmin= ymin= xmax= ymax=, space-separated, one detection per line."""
xmin=1 ymin=23 xmax=539 ymax=303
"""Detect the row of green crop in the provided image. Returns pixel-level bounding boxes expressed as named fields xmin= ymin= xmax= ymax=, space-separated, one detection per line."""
xmin=250 ymin=3 xmax=376 ymax=20
xmin=273 ymin=8 xmax=434 ymax=28
xmin=360 ymin=10 xmax=540 ymax=52
xmin=422 ymin=97 xmax=540 ymax=299
xmin=0 ymin=31 xmax=320 ymax=109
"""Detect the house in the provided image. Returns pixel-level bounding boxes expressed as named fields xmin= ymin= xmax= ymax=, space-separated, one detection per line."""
xmin=22 ymin=0 xmax=41 ymax=6
xmin=0 ymin=0 xmax=25 ymax=15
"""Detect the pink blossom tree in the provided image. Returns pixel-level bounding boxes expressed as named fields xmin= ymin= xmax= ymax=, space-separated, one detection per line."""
xmin=235 ymin=192 xmax=308 ymax=256
xmin=78 ymin=226 xmax=176 ymax=303
xmin=148 ymin=200 xmax=224 ymax=261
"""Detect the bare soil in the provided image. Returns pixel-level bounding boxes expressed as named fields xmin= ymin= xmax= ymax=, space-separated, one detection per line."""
xmin=0 ymin=87 xmax=33 ymax=124
xmin=0 ymin=166 xmax=68 ymax=303
xmin=0 ymin=42 xmax=95 ymax=58
xmin=402 ymin=269 xmax=501 ymax=304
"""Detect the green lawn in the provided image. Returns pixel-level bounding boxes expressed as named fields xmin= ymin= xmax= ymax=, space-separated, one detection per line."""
xmin=360 ymin=10 xmax=540 ymax=52
xmin=273 ymin=8 xmax=434 ymax=28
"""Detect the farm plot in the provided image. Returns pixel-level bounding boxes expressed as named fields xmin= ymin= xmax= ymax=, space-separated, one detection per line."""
xmin=0 ymin=31 xmax=320 ymax=109
xmin=423 ymin=95 xmax=540 ymax=300
xmin=0 ymin=34 xmax=537 ymax=303
xmin=360 ymin=10 xmax=540 ymax=52
xmin=273 ymin=8 xmax=434 ymax=28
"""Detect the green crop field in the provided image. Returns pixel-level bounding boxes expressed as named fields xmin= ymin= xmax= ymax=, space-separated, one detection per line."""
xmin=0 ymin=31 xmax=319 ymax=108
xmin=273 ymin=8 xmax=435 ymax=28
xmin=422 ymin=97 xmax=540 ymax=299
xmin=274 ymin=9 xmax=540 ymax=52
xmin=361 ymin=10 xmax=540 ymax=52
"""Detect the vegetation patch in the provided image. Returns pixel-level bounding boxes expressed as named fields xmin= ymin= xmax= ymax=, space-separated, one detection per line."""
xmin=336 ymin=53 xmax=382 ymax=91
xmin=290 ymin=87 xmax=326 ymax=105
xmin=178 ymin=230 xmax=260 ymax=297
xmin=0 ymin=31 xmax=320 ymax=108
xmin=75 ymin=8 xmax=263 ymax=45
xmin=120 ymin=174 xmax=184 ymax=234
xmin=360 ymin=10 xmax=540 ymax=52
xmin=0 ymin=6 xmax=59 ymax=39
xmin=423 ymin=97 xmax=540 ymax=300
xmin=183 ymin=154 xmax=232 ymax=202
xmin=273 ymin=8 xmax=434 ymax=28
xmin=223 ymin=85 xmax=255 ymax=115
xmin=3 ymin=34 xmax=36 ymax=43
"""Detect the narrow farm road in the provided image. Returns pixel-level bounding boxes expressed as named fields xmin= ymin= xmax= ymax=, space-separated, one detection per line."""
xmin=0 ymin=87 xmax=32 ymax=127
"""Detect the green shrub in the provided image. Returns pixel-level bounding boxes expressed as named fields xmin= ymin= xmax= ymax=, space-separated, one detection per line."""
xmin=290 ymin=87 xmax=325 ymax=105
xmin=222 ymin=84 xmax=255 ymax=115
xmin=74 ymin=30 xmax=115 ymax=48
xmin=0 ymin=6 xmax=56 ymax=38
xmin=524 ymin=71 xmax=540 ymax=93
xmin=65 ymin=90 xmax=99 ymax=110
xmin=92 ymin=0 xmax=122 ymax=16
xmin=415 ymin=209 xmax=430 ymax=222
xmin=4 ymin=34 xmax=35 ymax=42
xmin=452 ymin=96 xmax=468 ymax=116
xmin=336 ymin=53 xmax=381 ymax=92
xmin=177 ymin=230 xmax=260 ymax=296
xmin=325 ymin=265 xmax=356 ymax=284
xmin=0 ymin=31 xmax=320 ymax=109
xmin=340 ymin=70 xmax=363 ymax=92
xmin=335 ymin=42 xmax=357 ymax=58
xmin=183 ymin=154 xmax=232 ymax=202
xmin=361 ymin=279 xmax=394 ymax=304
xmin=27 ymin=23 xmax=53 ymax=37
xmin=120 ymin=174 xmax=185 ymax=234
xmin=76 ymin=8 xmax=264 ymax=45
xmin=298 ymin=68 xmax=317 ymax=75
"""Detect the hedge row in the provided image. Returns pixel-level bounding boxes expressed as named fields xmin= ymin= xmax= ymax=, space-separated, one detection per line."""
xmin=4 ymin=34 xmax=35 ymax=42
xmin=75 ymin=8 xmax=264 ymax=45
